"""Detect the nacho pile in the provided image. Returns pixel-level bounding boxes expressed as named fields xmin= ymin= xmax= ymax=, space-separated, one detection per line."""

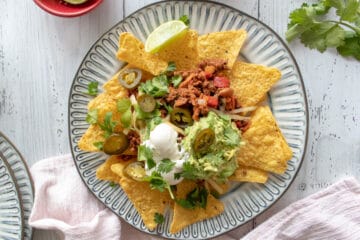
xmin=79 ymin=25 xmax=292 ymax=234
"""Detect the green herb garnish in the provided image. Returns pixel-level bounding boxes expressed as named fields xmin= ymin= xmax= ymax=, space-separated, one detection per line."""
xmin=171 ymin=75 xmax=183 ymax=88
xmin=286 ymin=0 xmax=360 ymax=60
xmin=117 ymin=98 xmax=132 ymax=129
xmin=143 ymin=171 xmax=175 ymax=199
xmin=179 ymin=15 xmax=190 ymax=26
xmin=154 ymin=213 xmax=165 ymax=224
xmin=165 ymin=61 xmax=176 ymax=73
xmin=138 ymin=145 xmax=156 ymax=169
xmin=99 ymin=112 xmax=117 ymax=138
xmin=86 ymin=81 xmax=99 ymax=96
xmin=139 ymin=74 xmax=170 ymax=97
xmin=176 ymin=186 xmax=208 ymax=209
xmin=157 ymin=159 xmax=176 ymax=173
xmin=139 ymin=62 xmax=178 ymax=97
xmin=86 ymin=109 xmax=98 ymax=124
xmin=93 ymin=141 xmax=104 ymax=150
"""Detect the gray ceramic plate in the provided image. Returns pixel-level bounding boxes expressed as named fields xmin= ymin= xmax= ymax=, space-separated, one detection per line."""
xmin=0 ymin=143 xmax=23 ymax=240
xmin=68 ymin=1 xmax=308 ymax=239
xmin=0 ymin=132 xmax=34 ymax=240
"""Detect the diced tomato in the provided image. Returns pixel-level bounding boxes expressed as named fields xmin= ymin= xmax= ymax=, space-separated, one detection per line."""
xmin=205 ymin=72 xmax=213 ymax=79
xmin=207 ymin=96 xmax=218 ymax=108
xmin=214 ymin=76 xmax=230 ymax=88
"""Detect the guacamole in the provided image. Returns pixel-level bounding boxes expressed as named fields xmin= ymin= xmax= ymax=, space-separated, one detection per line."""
xmin=181 ymin=111 xmax=241 ymax=182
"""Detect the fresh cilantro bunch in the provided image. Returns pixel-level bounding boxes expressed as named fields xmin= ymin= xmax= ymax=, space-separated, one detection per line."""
xmin=286 ymin=0 xmax=360 ymax=60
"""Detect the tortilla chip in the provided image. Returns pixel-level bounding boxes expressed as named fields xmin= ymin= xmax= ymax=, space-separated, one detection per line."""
xmin=111 ymin=161 xmax=172 ymax=230
xmin=78 ymin=70 xmax=131 ymax=152
xmin=102 ymin=71 xmax=129 ymax=98
xmin=236 ymin=106 xmax=292 ymax=174
xmin=88 ymin=93 xmax=123 ymax=131
xmin=158 ymin=30 xmax=199 ymax=71
xmin=96 ymin=156 xmax=123 ymax=182
xmin=198 ymin=30 xmax=247 ymax=68
xmin=78 ymin=124 xmax=105 ymax=152
xmin=230 ymin=61 xmax=281 ymax=107
xmin=116 ymin=32 xmax=168 ymax=75
xmin=230 ymin=166 xmax=268 ymax=183
xmin=78 ymin=92 xmax=123 ymax=152
xmin=170 ymin=180 xmax=224 ymax=234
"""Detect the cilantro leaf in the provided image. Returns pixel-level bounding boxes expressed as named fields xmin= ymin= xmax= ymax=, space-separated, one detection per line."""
xmin=326 ymin=0 xmax=360 ymax=22
xmin=286 ymin=0 xmax=360 ymax=61
xmin=163 ymin=103 xmax=173 ymax=114
xmin=117 ymin=98 xmax=131 ymax=113
xmin=176 ymin=198 xmax=195 ymax=209
xmin=86 ymin=81 xmax=98 ymax=96
xmin=109 ymin=182 xmax=117 ymax=187
xmin=86 ymin=109 xmax=98 ymax=124
xmin=138 ymin=145 xmax=156 ymax=169
xmin=93 ymin=141 xmax=104 ymax=150
xmin=179 ymin=15 xmax=190 ymax=26
xmin=120 ymin=108 xmax=132 ymax=128
xmin=176 ymin=186 xmax=208 ymax=209
xmin=117 ymin=98 xmax=133 ymax=129
xmin=180 ymin=161 xmax=198 ymax=180
xmin=154 ymin=213 xmax=164 ymax=224
xmin=337 ymin=35 xmax=360 ymax=60
xmin=157 ymin=159 xmax=175 ymax=173
xmin=171 ymin=75 xmax=182 ymax=88
xmin=143 ymin=171 xmax=167 ymax=192
xmin=300 ymin=22 xmax=346 ymax=52
xmin=139 ymin=75 xmax=169 ymax=97
xmin=165 ymin=61 xmax=176 ymax=72
xmin=142 ymin=171 xmax=175 ymax=199
xmin=99 ymin=112 xmax=117 ymax=138
xmin=174 ymin=172 xmax=182 ymax=180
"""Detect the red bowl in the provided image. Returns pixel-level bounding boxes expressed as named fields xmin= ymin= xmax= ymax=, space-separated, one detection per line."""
xmin=34 ymin=0 xmax=103 ymax=17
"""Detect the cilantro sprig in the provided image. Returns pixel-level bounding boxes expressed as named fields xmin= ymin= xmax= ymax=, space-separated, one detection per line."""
xmin=85 ymin=81 xmax=99 ymax=96
xmin=286 ymin=0 xmax=360 ymax=60
xmin=176 ymin=186 xmax=208 ymax=209
xmin=99 ymin=112 xmax=117 ymax=138
xmin=157 ymin=159 xmax=176 ymax=173
xmin=117 ymin=98 xmax=132 ymax=128
xmin=179 ymin=15 xmax=190 ymax=26
xmin=85 ymin=110 xmax=116 ymax=149
xmin=86 ymin=109 xmax=98 ymax=124
xmin=143 ymin=171 xmax=175 ymax=199
xmin=154 ymin=213 xmax=164 ymax=224
xmin=138 ymin=62 xmax=182 ymax=96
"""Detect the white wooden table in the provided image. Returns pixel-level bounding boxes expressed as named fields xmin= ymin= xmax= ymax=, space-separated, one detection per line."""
xmin=0 ymin=0 xmax=359 ymax=239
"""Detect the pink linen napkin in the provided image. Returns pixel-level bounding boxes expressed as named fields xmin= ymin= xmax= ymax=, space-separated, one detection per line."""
xmin=241 ymin=177 xmax=360 ymax=240
xmin=29 ymin=154 xmax=360 ymax=240
xmin=28 ymin=155 xmax=122 ymax=240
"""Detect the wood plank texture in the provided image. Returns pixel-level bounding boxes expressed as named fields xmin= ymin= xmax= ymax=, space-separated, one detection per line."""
xmin=0 ymin=0 xmax=359 ymax=239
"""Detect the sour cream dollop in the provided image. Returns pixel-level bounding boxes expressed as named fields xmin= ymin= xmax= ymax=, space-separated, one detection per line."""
xmin=143 ymin=123 xmax=187 ymax=185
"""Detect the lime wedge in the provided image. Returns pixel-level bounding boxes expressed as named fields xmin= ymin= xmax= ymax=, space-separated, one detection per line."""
xmin=145 ymin=20 xmax=188 ymax=53
xmin=63 ymin=0 xmax=88 ymax=5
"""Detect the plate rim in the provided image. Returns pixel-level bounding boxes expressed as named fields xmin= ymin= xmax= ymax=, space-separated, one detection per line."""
xmin=0 ymin=131 xmax=35 ymax=240
xmin=0 ymin=144 xmax=25 ymax=240
xmin=68 ymin=0 xmax=309 ymax=238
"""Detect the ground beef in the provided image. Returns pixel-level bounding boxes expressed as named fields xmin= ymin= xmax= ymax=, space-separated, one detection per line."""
xmin=198 ymin=59 xmax=228 ymax=71
xmin=235 ymin=120 xmax=251 ymax=133
xmin=165 ymin=59 xmax=237 ymax=121
xmin=127 ymin=130 xmax=140 ymax=153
